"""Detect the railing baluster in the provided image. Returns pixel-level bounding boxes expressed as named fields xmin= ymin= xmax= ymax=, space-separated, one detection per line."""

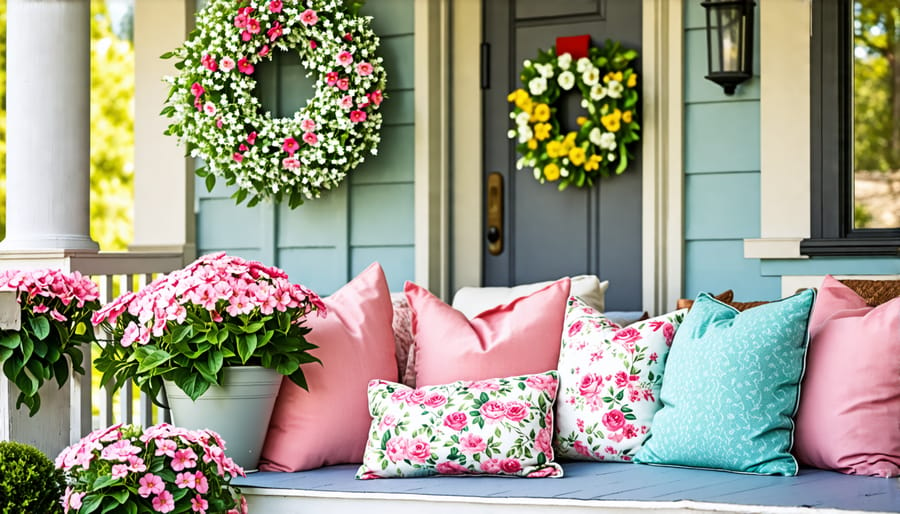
xmin=97 ymin=275 xmax=116 ymax=428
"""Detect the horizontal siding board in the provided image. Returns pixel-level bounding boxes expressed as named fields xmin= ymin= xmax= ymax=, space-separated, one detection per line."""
xmin=350 ymin=183 xmax=414 ymax=246
xmin=685 ymin=240 xmax=781 ymax=301
xmin=760 ymin=256 xmax=900 ymax=276
xmin=197 ymin=198 xmax=270 ymax=250
xmin=684 ymin=29 xmax=760 ymax=103
xmin=684 ymin=172 xmax=760 ymax=240
xmin=277 ymin=248 xmax=347 ymax=296
xmin=380 ymin=35 xmax=414 ymax=91
xmin=351 ymin=125 xmax=415 ymax=184
xmin=380 ymin=90 xmax=414 ymax=126
xmin=363 ymin=0 xmax=414 ymax=37
xmin=684 ymin=102 xmax=760 ymax=174
xmin=277 ymin=187 xmax=347 ymax=248
xmin=350 ymin=246 xmax=415 ymax=292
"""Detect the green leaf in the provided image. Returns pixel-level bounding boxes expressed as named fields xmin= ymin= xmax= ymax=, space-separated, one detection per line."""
xmin=237 ymin=334 xmax=257 ymax=364
xmin=160 ymin=51 xmax=175 ymax=59
xmin=207 ymin=350 xmax=224 ymax=375
xmin=124 ymin=501 xmax=137 ymax=514
xmin=19 ymin=335 xmax=33 ymax=362
xmin=136 ymin=348 xmax=173 ymax=373
xmin=92 ymin=474 xmax=121 ymax=491
xmin=28 ymin=316 xmax=50 ymax=340
xmin=79 ymin=494 xmax=104 ymax=514
xmin=205 ymin=173 xmax=216 ymax=192
xmin=0 ymin=332 xmax=20 ymax=349
xmin=32 ymin=338 xmax=48 ymax=359
xmin=53 ymin=358 xmax=70 ymax=388
xmin=0 ymin=347 xmax=13 ymax=363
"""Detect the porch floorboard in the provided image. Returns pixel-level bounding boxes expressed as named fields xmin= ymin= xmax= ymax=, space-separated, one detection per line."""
xmin=234 ymin=462 xmax=900 ymax=513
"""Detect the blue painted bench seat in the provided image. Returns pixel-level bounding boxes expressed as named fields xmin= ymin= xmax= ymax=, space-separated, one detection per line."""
xmin=235 ymin=461 xmax=900 ymax=514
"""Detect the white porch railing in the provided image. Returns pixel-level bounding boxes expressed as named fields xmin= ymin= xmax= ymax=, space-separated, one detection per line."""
xmin=67 ymin=251 xmax=186 ymax=442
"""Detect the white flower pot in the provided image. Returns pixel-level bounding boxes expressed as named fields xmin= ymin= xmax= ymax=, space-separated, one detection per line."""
xmin=164 ymin=366 xmax=283 ymax=471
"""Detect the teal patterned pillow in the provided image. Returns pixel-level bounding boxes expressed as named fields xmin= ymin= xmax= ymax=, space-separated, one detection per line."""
xmin=634 ymin=289 xmax=815 ymax=475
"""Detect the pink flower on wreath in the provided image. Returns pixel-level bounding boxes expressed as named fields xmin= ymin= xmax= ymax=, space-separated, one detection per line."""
xmin=337 ymin=51 xmax=354 ymax=66
xmin=152 ymin=490 xmax=175 ymax=513
xmin=300 ymin=9 xmax=319 ymax=26
xmin=282 ymin=137 xmax=299 ymax=155
xmin=267 ymin=22 xmax=283 ymax=41
xmin=602 ymin=409 xmax=626 ymax=432
xmin=282 ymin=157 xmax=301 ymax=170
xmin=504 ymin=401 xmax=530 ymax=423
xmin=356 ymin=61 xmax=374 ymax=76
xmin=339 ymin=95 xmax=354 ymax=109
xmin=310 ymin=40 xmax=318 ymax=50
xmin=343 ymin=33 xmax=354 ymax=42
xmin=500 ymin=458 xmax=523 ymax=474
xmin=337 ymin=78 xmax=350 ymax=91
xmin=246 ymin=18 xmax=261 ymax=35
xmin=479 ymin=400 xmax=507 ymax=421
xmin=269 ymin=0 xmax=283 ymax=13
xmin=220 ymin=57 xmax=236 ymax=72
xmin=234 ymin=12 xmax=249 ymax=29
xmin=190 ymin=82 xmax=204 ymax=98
xmin=201 ymin=54 xmax=218 ymax=72
xmin=302 ymin=132 xmax=318 ymax=146
xmin=301 ymin=119 xmax=316 ymax=132
xmin=436 ymin=461 xmax=469 ymax=475
xmin=480 ymin=458 xmax=502 ymax=473
xmin=368 ymin=89 xmax=384 ymax=106
xmin=459 ymin=433 xmax=487 ymax=454
xmin=233 ymin=153 xmax=244 ymax=163
xmin=350 ymin=110 xmax=367 ymax=123
xmin=247 ymin=131 xmax=257 ymax=144
xmin=191 ymin=494 xmax=209 ymax=513
xmin=138 ymin=473 xmax=165 ymax=498
xmin=241 ymin=30 xmax=252 ymax=42
xmin=443 ymin=411 xmax=468 ymax=431
xmin=237 ymin=57 xmax=254 ymax=75
xmin=424 ymin=392 xmax=447 ymax=408
xmin=326 ymin=72 xmax=339 ymax=86
xmin=238 ymin=144 xmax=248 ymax=152
xmin=216 ymin=118 xmax=224 ymax=129
xmin=258 ymin=44 xmax=270 ymax=57
xmin=406 ymin=437 xmax=431 ymax=463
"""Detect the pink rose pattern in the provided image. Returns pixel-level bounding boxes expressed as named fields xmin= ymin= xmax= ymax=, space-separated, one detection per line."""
xmin=554 ymin=296 xmax=685 ymax=461
xmin=357 ymin=372 xmax=564 ymax=479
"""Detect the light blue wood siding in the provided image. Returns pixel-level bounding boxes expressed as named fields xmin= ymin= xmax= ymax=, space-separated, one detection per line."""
xmin=682 ymin=0 xmax=779 ymax=302
xmin=195 ymin=0 xmax=416 ymax=295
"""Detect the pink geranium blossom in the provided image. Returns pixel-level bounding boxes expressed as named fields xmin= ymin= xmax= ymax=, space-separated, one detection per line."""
xmin=356 ymin=61 xmax=374 ymax=76
xmin=269 ymin=0 xmax=283 ymax=13
xmin=237 ymin=57 xmax=254 ymax=75
xmin=138 ymin=473 xmax=165 ymax=498
xmin=152 ymin=490 xmax=175 ymax=513
xmin=350 ymin=110 xmax=367 ymax=123
xmin=282 ymin=137 xmax=300 ymax=155
xmin=337 ymin=51 xmax=353 ymax=66
xmin=302 ymin=132 xmax=318 ymax=145
xmin=300 ymin=9 xmax=319 ymax=26
xmin=219 ymin=57 xmax=235 ymax=72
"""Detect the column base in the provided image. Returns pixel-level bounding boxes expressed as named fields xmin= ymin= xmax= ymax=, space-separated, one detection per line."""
xmin=0 ymin=235 xmax=99 ymax=252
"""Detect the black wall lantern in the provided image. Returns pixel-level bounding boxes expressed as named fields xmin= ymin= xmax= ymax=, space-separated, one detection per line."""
xmin=701 ymin=0 xmax=756 ymax=95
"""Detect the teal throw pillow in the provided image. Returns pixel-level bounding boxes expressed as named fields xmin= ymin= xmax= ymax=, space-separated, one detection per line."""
xmin=634 ymin=289 xmax=815 ymax=475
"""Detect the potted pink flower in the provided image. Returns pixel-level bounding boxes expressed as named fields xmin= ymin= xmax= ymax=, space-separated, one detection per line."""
xmin=57 ymin=423 xmax=247 ymax=514
xmin=91 ymin=252 xmax=326 ymax=469
xmin=0 ymin=268 xmax=100 ymax=415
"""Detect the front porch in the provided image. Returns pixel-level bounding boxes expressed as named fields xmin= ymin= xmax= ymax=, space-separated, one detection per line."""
xmin=234 ymin=462 xmax=900 ymax=514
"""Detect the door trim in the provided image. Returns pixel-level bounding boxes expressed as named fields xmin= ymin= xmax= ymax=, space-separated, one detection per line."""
xmin=449 ymin=0 xmax=684 ymax=314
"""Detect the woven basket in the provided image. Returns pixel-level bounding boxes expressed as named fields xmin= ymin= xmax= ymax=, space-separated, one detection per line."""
xmin=839 ymin=279 xmax=900 ymax=307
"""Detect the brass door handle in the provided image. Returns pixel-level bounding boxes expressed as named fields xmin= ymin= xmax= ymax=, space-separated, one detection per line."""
xmin=486 ymin=172 xmax=503 ymax=255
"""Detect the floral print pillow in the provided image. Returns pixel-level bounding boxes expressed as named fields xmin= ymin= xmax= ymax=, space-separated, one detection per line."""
xmin=357 ymin=372 xmax=563 ymax=479
xmin=554 ymin=296 xmax=685 ymax=461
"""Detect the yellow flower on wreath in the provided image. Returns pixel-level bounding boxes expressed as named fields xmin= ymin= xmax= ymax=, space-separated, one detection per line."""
xmin=569 ymin=147 xmax=586 ymax=167
xmin=507 ymin=88 xmax=534 ymax=114
xmin=533 ymin=103 xmax=551 ymax=122
xmin=601 ymin=109 xmax=623 ymax=132
xmin=546 ymin=140 xmax=564 ymax=158
xmin=622 ymin=110 xmax=633 ymax=123
xmin=534 ymin=122 xmax=552 ymax=141
xmin=543 ymin=163 xmax=561 ymax=181
xmin=584 ymin=154 xmax=603 ymax=172
xmin=627 ymin=73 xmax=638 ymax=88
xmin=527 ymin=138 xmax=538 ymax=150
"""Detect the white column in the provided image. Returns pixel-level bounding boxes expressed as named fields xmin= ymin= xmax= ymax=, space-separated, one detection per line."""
xmin=2 ymin=0 xmax=97 ymax=252
xmin=131 ymin=0 xmax=195 ymax=261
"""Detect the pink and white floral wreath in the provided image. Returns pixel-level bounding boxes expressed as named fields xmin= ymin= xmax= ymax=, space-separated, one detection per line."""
xmin=163 ymin=0 xmax=387 ymax=208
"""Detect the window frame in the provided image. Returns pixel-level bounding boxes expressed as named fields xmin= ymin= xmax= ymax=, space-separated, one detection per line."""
xmin=802 ymin=0 xmax=900 ymax=256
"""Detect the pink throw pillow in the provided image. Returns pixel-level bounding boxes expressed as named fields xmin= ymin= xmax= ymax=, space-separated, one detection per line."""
xmin=793 ymin=275 xmax=900 ymax=477
xmin=405 ymin=278 xmax=570 ymax=386
xmin=259 ymin=263 xmax=398 ymax=472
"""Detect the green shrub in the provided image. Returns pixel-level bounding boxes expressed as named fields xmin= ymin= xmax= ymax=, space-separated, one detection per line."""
xmin=0 ymin=441 xmax=64 ymax=514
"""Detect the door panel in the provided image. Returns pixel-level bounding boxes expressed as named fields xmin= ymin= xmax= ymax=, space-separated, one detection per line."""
xmin=482 ymin=0 xmax=643 ymax=310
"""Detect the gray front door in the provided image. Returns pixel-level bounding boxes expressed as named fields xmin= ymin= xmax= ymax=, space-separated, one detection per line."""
xmin=482 ymin=0 xmax=643 ymax=310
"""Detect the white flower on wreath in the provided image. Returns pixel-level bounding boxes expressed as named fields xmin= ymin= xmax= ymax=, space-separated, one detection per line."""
xmin=557 ymin=52 xmax=572 ymax=70
xmin=599 ymin=132 xmax=617 ymax=151
xmin=583 ymin=67 xmax=600 ymax=86
xmin=607 ymin=80 xmax=624 ymax=99
xmin=558 ymin=71 xmax=575 ymax=91
xmin=589 ymin=127 xmax=603 ymax=147
xmin=590 ymin=84 xmax=607 ymax=101
xmin=576 ymin=57 xmax=591 ymax=73
xmin=517 ymin=124 xmax=534 ymax=143
xmin=535 ymin=62 xmax=555 ymax=79
xmin=516 ymin=111 xmax=531 ymax=127
xmin=529 ymin=77 xmax=548 ymax=96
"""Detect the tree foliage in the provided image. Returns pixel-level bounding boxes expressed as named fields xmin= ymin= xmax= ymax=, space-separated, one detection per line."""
xmin=0 ymin=1 xmax=134 ymax=250
xmin=854 ymin=0 xmax=900 ymax=171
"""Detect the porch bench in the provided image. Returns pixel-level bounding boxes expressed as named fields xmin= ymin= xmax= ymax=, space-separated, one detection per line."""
xmin=234 ymin=461 xmax=900 ymax=514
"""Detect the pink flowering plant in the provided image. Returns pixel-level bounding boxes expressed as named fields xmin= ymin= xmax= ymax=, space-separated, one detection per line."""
xmin=56 ymin=423 xmax=248 ymax=514
xmin=162 ymin=0 xmax=387 ymax=209
xmin=92 ymin=253 xmax=326 ymax=402
xmin=0 ymin=269 xmax=100 ymax=416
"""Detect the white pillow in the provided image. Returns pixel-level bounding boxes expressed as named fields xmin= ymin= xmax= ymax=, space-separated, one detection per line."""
xmin=451 ymin=275 xmax=608 ymax=319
